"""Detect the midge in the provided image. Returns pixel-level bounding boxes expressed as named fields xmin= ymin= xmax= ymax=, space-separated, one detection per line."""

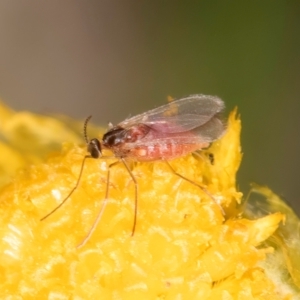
xmin=41 ymin=94 xmax=226 ymax=248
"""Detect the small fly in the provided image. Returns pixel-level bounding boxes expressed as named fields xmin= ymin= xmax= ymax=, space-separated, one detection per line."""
xmin=41 ymin=94 xmax=226 ymax=248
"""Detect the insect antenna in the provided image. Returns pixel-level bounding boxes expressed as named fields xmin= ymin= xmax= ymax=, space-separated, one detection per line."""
xmin=40 ymin=116 xmax=94 ymax=222
xmin=84 ymin=115 xmax=92 ymax=143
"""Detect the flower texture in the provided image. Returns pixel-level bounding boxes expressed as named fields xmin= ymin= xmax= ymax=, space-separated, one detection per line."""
xmin=0 ymin=101 xmax=299 ymax=299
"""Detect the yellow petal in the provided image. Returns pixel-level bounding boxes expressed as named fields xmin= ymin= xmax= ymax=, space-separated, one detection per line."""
xmin=0 ymin=102 xmax=298 ymax=298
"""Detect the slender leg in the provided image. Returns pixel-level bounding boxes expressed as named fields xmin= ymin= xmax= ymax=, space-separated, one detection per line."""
xmin=120 ymin=158 xmax=138 ymax=236
xmin=164 ymin=160 xmax=225 ymax=216
xmin=40 ymin=155 xmax=92 ymax=221
xmin=77 ymin=160 xmax=121 ymax=248
xmin=192 ymin=150 xmax=214 ymax=165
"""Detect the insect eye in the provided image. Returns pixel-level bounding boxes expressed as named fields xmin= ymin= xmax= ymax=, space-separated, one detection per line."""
xmin=87 ymin=138 xmax=102 ymax=158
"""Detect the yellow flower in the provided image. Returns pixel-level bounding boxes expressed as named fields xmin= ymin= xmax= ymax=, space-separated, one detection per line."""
xmin=0 ymin=101 xmax=299 ymax=299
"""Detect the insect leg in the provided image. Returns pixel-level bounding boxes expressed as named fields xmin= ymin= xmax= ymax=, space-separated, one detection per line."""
xmin=40 ymin=155 xmax=92 ymax=221
xmin=164 ymin=160 xmax=225 ymax=216
xmin=77 ymin=160 xmax=120 ymax=248
xmin=192 ymin=150 xmax=213 ymax=165
xmin=120 ymin=158 xmax=138 ymax=237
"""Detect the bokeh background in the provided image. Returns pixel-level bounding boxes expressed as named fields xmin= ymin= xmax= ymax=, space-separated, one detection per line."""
xmin=0 ymin=1 xmax=299 ymax=214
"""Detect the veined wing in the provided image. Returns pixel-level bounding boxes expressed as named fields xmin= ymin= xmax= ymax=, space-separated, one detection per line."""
xmin=122 ymin=116 xmax=225 ymax=149
xmin=118 ymin=94 xmax=225 ymax=133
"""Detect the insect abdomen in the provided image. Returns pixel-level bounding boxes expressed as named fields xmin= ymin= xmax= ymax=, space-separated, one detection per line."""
xmin=129 ymin=142 xmax=208 ymax=161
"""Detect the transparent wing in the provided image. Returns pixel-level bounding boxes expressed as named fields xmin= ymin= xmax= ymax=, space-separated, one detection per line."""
xmin=118 ymin=94 xmax=225 ymax=133
xmin=123 ymin=115 xmax=225 ymax=150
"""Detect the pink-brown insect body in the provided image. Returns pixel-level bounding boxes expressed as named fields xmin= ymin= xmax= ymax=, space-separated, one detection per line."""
xmin=102 ymin=123 xmax=210 ymax=161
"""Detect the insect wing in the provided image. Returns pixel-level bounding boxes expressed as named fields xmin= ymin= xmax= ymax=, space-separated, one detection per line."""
xmin=189 ymin=113 xmax=225 ymax=141
xmin=118 ymin=94 xmax=225 ymax=133
xmin=129 ymin=114 xmax=225 ymax=148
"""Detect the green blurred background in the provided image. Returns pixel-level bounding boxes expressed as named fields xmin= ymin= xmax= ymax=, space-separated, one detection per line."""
xmin=0 ymin=1 xmax=299 ymax=213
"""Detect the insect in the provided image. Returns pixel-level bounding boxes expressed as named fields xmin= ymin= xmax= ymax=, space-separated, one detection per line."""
xmin=41 ymin=94 xmax=226 ymax=248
